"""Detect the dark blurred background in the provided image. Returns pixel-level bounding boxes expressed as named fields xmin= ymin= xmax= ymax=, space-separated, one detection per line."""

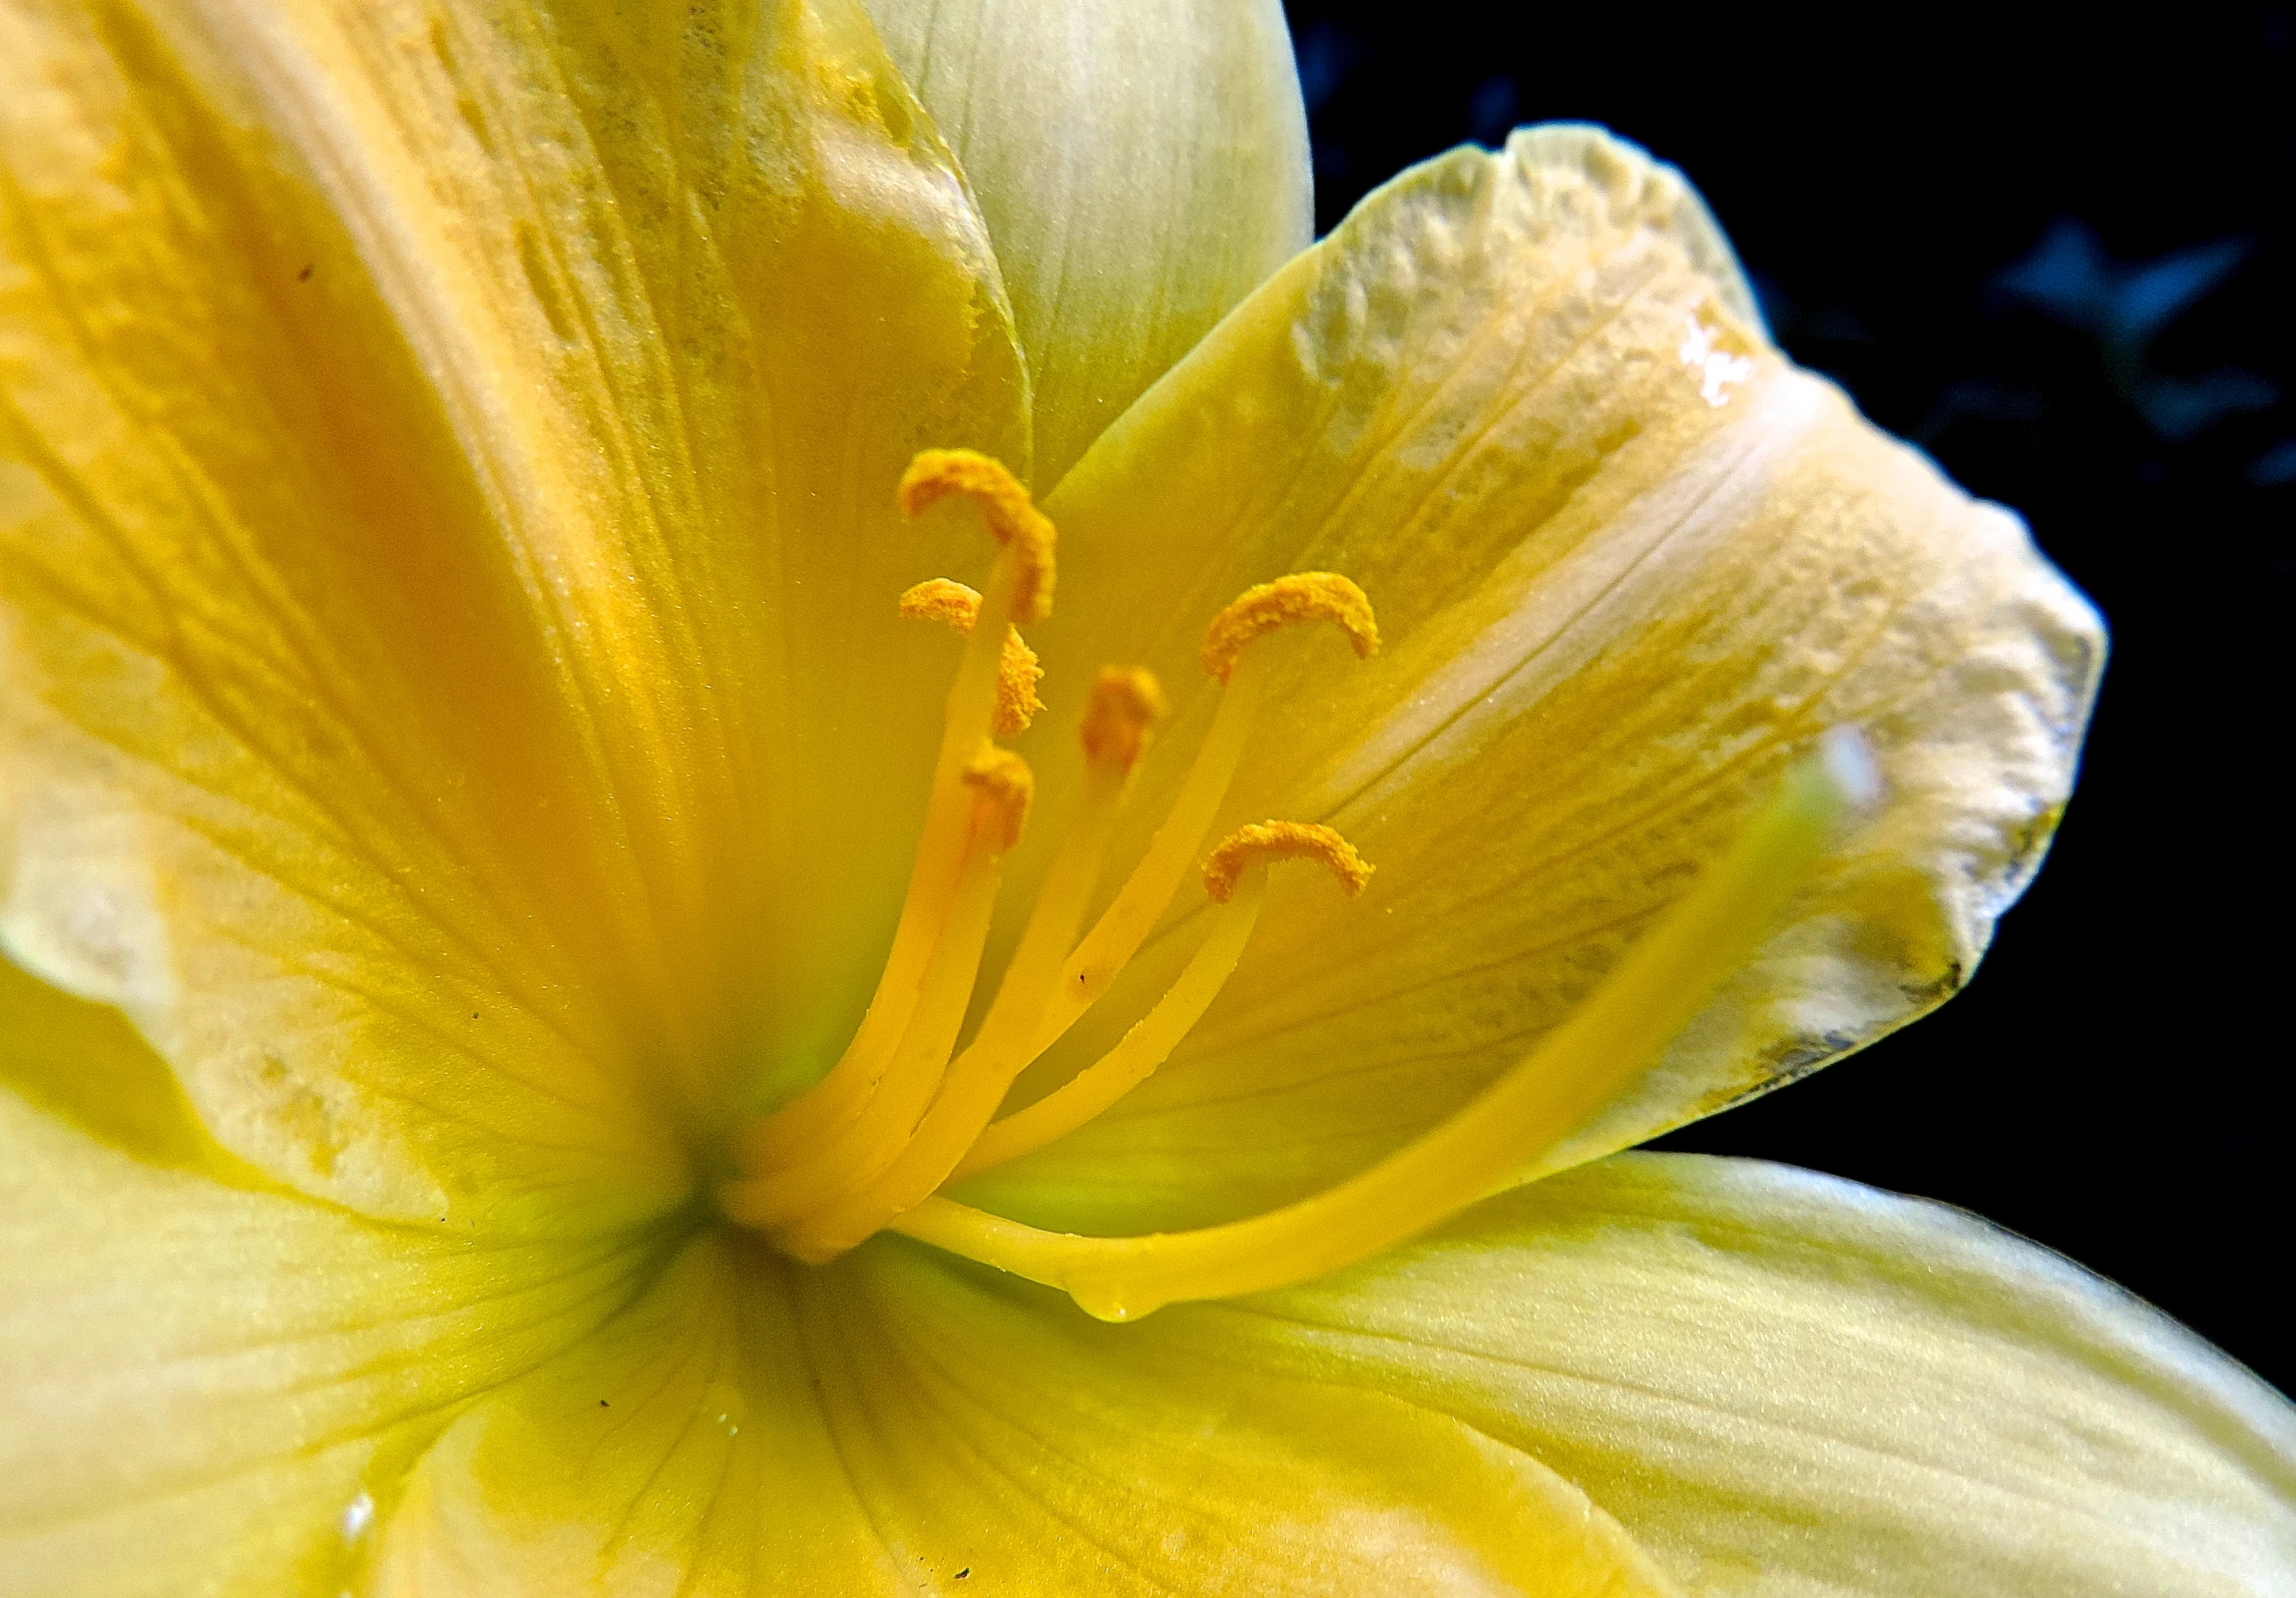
xmin=1280 ymin=2 xmax=2293 ymax=1390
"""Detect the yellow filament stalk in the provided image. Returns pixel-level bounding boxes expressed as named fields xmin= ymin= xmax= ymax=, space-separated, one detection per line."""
xmin=1029 ymin=571 xmax=1378 ymax=1054
xmin=733 ymin=456 xmax=1050 ymax=1172
xmin=1028 ymin=658 xmax=1265 ymax=1056
xmin=952 ymin=868 xmax=1269 ymax=1180
xmin=775 ymin=679 xmax=1162 ymax=1258
xmin=725 ymin=755 xmax=1029 ymax=1231
xmin=720 ymin=832 xmax=1005 ymax=1232
xmin=890 ymin=732 xmax=1881 ymax=1321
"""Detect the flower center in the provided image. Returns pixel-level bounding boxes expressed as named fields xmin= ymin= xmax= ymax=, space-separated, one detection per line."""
xmin=717 ymin=448 xmax=1379 ymax=1258
xmin=720 ymin=450 xmax=1877 ymax=1322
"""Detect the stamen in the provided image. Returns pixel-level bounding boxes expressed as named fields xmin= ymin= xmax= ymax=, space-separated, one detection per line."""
xmin=1029 ymin=573 xmax=1380 ymax=1057
xmin=899 ymin=449 xmax=1057 ymax=624
xmin=720 ymin=748 xmax=1036 ymax=1234
xmin=890 ymin=730 xmax=1883 ymax=1321
xmin=771 ymin=675 xmax=1167 ymax=1260
xmin=731 ymin=453 xmax=1049 ymax=1174
xmin=1079 ymin=667 xmax=1166 ymax=770
xmin=900 ymin=579 xmax=1045 ymax=736
xmin=954 ymin=818 xmax=1366 ymax=1179
xmin=949 ymin=872 xmax=1265 ymax=1179
xmin=961 ymin=746 xmax=1035 ymax=854
xmin=720 ymin=837 xmax=1001 ymax=1229
xmin=1202 ymin=821 xmax=1372 ymax=904
xmin=1199 ymin=573 xmax=1378 ymax=685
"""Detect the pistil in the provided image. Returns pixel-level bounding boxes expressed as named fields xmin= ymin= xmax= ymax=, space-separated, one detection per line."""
xmin=889 ymin=731 xmax=1881 ymax=1321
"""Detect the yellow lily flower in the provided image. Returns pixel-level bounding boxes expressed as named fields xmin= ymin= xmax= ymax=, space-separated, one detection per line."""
xmin=2 ymin=0 xmax=2289 ymax=1593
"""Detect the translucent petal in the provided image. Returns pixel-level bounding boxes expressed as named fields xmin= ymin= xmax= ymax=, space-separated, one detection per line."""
xmin=371 ymin=1231 xmax=1678 ymax=1596
xmin=0 ymin=0 xmax=1027 ymax=1221
xmin=1197 ymin=1154 xmax=2296 ymax=1596
xmin=0 ymin=1056 xmax=664 ymax=1597
xmin=971 ymin=127 xmax=2101 ymax=1234
xmin=863 ymin=0 xmax=1311 ymax=487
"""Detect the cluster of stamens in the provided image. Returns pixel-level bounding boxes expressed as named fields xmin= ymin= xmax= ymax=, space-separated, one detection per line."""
xmin=720 ymin=450 xmax=1379 ymax=1272
xmin=722 ymin=449 xmax=1878 ymax=1324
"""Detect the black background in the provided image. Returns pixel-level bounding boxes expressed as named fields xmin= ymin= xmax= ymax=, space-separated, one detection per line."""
xmin=1280 ymin=2 xmax=2293 ymax=1391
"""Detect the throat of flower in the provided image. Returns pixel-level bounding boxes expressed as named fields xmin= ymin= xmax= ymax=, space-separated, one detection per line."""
xmin=716 ymin=452 xmax=1384 ymax=1267
xmin=718 ymin=450 xmax=1875 ymax=1324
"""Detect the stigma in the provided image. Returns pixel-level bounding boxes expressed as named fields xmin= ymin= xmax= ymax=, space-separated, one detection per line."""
xmin=720 ymin=450 xmax=1876 ymax=1322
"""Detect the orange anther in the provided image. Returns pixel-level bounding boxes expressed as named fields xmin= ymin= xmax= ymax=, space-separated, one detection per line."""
xmin=1198 ymin=573 xmax=1378 ymax=684
xmin=899 ymin=450 xmax=1057 ymax=624
xmin=1079 ymin=668 xmax=1167 ymax=772
xmin=962 ymin=748 xmax=1036 ymax=853
xmin=900 ymin=579 xmax=1045 ymax=736
xmin=1202 ymin=821 xmax=1373 ymax=903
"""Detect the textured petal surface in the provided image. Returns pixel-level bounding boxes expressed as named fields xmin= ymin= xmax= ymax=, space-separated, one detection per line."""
xmin=371 ymin=1229 xmax=1678 ymax=1597
xmin=0 ymin=966 xmax=667 ymax=1598
xmin=0 ymin=0 xmax=1027 ymax=1225
xmin=863 ymin=0 xmax=1311 ymax=488
xmin=1197 ymin=1153 xmax=2296 ymax=1598
xmin=967 ymin=127 xmax=2102 ymax=1234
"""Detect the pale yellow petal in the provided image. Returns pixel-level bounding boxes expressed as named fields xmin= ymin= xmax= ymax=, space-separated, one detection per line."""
xmin=968 ymin=127 xmax=2100 ymax=1234
xmin=1197 ymin=1154 xmax=2296 ymax=1596
xmin=372 ymin=1230 xmax=1678 ymax=1596
xmin=0 ymin=1068 xmax=664 ymax=1597
xmin=0 ymin=0 xmax=1027 ymax=1222
xmin=863 ymin=0 xmax=1311 ymax=487
xmin=0 ymin=948 xmax=228 ymax=1175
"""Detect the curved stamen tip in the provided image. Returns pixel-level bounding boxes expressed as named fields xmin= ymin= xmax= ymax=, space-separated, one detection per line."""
xmin=1199 ymin=573 xmax=1379 ymax=684
xmin=962 ymin=747 xmax=1035 ymax=853
xmin=899 ymin=579 xmax=1045 ymax=736
xmin=1080 ymin=667 xmax=1167 ymax=771
xmin=1203 ymin=820 xmax=1373 ymax=903
xmin=899 ymin=449 xmax=1057 ymax=624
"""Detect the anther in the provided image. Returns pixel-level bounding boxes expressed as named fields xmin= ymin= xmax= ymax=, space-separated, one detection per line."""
xmin=1203 ymin=821 xmax=1373 ymax=904
xmin=962 ymin=748 xmax=1035 ymax=853
xmin=1198 ymin=573 xmax=1378 ymax=684
xmin=900 ymin=579 xmax=1045 ymax=736
xmin=1080 ymin=667 xmax=1167 ymax=771
xmin=899 ymin=450 xmax=1057 ymax=624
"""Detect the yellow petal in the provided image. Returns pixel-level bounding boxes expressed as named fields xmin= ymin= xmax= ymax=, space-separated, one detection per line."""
xmin=0 ymin=1070 xmax=665 ymax=1597
xmin=0 ymin=948 xmax=229 ymax=1176
xmin=372 ymin=1231 xmax=1679 ymax=1596
xmin=862 ymin=0 xmax=1311 ymax=488
xmin=973 ymin=126 xmax=2101 ymax=1233
xmin=1206 ymin=1154 xmax=2296 ymax=1595
xmin=0 ymin=0 xmax=1027 ymax=1221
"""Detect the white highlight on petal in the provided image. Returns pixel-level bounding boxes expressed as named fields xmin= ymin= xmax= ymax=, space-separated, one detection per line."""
xmin=1680 ymin=315 xmax=1755 ymax=405
xmin=1818 ymin=725 xmax=1885 ymax=812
